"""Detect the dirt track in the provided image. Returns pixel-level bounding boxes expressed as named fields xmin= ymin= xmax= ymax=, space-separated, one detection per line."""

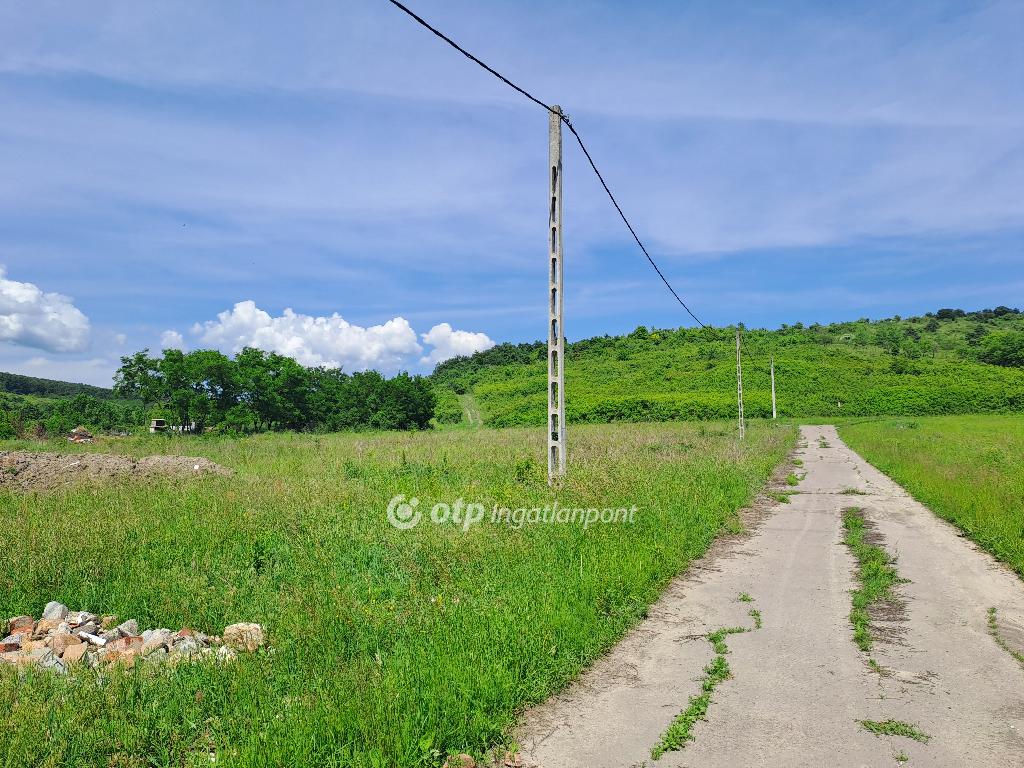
xmin=0 ymin=450 xmax=230 ymax=491
xmin=517 ymin=425 xmax=1024 ymax=767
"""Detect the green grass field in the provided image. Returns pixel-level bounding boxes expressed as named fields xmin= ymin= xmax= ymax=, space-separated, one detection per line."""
xmin=0 ymin=421 xmax=793 ymax=767
xmin=839 ymin=415 xmax=1024 ymax=577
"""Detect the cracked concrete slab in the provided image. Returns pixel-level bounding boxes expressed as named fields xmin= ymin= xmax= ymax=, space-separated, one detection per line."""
xmin=516 ymin=425 xmax=1024 ymax=767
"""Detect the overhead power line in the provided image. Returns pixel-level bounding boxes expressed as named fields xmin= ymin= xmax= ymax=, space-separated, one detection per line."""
xmin=385 ymin=0 xmax=708 ymax=328
xmin=385 ymin=0 xmax=553 ymax=113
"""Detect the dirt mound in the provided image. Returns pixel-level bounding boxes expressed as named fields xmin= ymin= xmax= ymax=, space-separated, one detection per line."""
xmin=0 ymin=451 xmax=231 ymax=492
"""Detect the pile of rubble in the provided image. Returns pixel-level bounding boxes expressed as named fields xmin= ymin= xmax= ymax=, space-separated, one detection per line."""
xmin=67 ymin=425 xmax=94 ymax=444
xmin=0 ymin=451 xmax=231 ymax=492
xmin=0 ymin=601 xmax=266 ymax=674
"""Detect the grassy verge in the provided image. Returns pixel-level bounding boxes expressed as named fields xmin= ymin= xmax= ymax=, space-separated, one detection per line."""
xmin=839 ymin=415 xmax=1024 ymax=577
xmin=842 ymin=508 xmax=904 ymax=652
xmin=0 ymin=421 xmax=794 ymax=767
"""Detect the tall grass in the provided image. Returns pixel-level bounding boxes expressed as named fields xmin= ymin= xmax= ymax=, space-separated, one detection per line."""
xmin=839 ymin=415 xmax=1024 ymax=577
xmin=0 ymin=421 xmax=793 ymax=767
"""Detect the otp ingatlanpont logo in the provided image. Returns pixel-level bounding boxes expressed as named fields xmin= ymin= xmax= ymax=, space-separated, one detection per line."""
xmin=386 ymin=494 xmax=421 ymax=529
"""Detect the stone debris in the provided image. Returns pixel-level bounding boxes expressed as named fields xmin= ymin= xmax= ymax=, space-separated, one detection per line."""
xmin=222 ymin=623 xmax=265 ymax=652
xmin=42 ymin=601 xmax=69 ymax=621
xmin=0 ymin=604 xmax=266 ymax=674
xmin=116 ymin=619 xmax=139 ymax=637
xmin=61 ymin=643 xmax=88 ymax=666
xmin=67 ymin=426 xmax=94 ymax=444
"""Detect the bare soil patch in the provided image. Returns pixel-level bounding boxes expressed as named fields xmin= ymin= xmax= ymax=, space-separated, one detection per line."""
xmin=0 ymin=451 xmax=231 ymax=491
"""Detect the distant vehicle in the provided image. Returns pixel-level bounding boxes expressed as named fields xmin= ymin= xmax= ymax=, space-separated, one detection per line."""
xmin=150 ymin=419 xmax=167 ymax=433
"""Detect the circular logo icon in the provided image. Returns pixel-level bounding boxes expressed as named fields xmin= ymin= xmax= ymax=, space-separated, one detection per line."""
xmin=386 ymin=494 xmax=421 ymax=530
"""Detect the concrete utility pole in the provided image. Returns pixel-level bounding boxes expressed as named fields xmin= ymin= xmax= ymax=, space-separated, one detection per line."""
xmin=770 ymin=354 xmax=777 ymax=420
xmin=548 ymin=105 xmax=566 ymax=483
xmin=736 ymin=329 xmax=745 ymax=440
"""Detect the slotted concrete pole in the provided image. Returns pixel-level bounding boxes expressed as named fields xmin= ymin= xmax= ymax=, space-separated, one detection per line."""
xmin=736 ymin=329 xmax=746 ymax=439
xmin=771 ymin=354 xmax=777 ymax=420
xmin=548 ymin=106 xmax=566 ymax=483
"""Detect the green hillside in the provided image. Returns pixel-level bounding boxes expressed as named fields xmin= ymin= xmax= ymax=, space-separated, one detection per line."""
xmin=432 ymin=307 xmax=1024 ymax=427
xmin=0 ymin=372 xmax=136 ymax=438
xmin=0 ymin=371 xmax=113 ymax=399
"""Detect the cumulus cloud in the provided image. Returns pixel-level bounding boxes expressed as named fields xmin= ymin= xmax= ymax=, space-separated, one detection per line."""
xmin=190 ymin=300 xmax=422 ymax=371
xmin=0 ymin=267 xmax=90 ymax=352
xmin=170 ymin=301 xmax=493 ymax=372
xmin=159 ymin=329 xmax=185 ymax=350
xmin=419 ymin=323 xmax=494 ymax=366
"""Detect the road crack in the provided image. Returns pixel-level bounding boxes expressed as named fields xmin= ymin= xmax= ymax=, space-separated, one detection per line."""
xmin=650 ymin=594 xmax=763 ymax=760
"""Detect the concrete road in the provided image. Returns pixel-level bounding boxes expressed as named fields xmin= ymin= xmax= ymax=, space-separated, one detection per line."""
xmin=517 ymin=425 xmax=1024 ymax=767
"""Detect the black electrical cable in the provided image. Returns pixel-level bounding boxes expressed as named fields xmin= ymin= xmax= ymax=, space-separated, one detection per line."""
xmin=385 ymin=0 xmax=707 ymax=327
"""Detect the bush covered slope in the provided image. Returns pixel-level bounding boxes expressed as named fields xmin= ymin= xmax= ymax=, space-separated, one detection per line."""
xmin=0 ymin=371 xmax=114 ymax=399
xmin=432 ymin=307 xmax=1024 ymax=426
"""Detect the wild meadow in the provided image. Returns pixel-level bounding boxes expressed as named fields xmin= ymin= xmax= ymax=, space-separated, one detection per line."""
xmin=840 ymin=415 xmax=1024 ymax=576
xmin=0 ymin=420 xmax=793 ymax=767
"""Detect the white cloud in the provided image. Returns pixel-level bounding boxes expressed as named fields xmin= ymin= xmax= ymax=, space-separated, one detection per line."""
xmin=190 ymin=300 xmax=422 ymax=372
xmin=0 ymin=267 xmax=90 ymax=352
xmin=159 ymin=329 xmax=184 ymax=350
xmin=419 ymin=323 xmax=494 ymax=366
xmin=175 ymin=301 xmax=493 ymax=372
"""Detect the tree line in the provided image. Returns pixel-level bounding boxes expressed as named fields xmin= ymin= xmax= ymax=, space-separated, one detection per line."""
xmin=0 ymin=392 xmax=143 ymax=439
xmin=113 ymin=348 xmax=435 ymax=433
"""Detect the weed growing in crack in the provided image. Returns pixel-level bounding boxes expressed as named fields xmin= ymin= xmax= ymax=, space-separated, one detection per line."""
xmin=987 ymin=607 xmax=1024 ymax=668
xmin=860 ymin=719 xmax=930 ymax=743
xmin=707 ymin=626 xmax=747 ymax=654
xmin=650 ymin=656 xmax=731 ymax=760
xmin=867 ymin=657 xmax=886 ymax=675
xmin=842 ymin=508 xmax=906 ymax=652
xmin=786 ymin=473 xmax=800 ymax=486
xmin=651 ymin=599 xmax=761 ymax=759
xmin=841 ymin=488 xmax=868 ymax=495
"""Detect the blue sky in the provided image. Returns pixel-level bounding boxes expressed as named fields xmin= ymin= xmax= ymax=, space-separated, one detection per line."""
xmin=1 ymin=0 xmax=1022 ymax=385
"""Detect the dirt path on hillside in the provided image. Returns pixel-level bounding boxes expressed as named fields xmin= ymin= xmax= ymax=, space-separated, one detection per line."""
xmin=516 ymin=425 xmax=1024 ymax=767
xmin=459 ymin=394 xmax=482 ymax=426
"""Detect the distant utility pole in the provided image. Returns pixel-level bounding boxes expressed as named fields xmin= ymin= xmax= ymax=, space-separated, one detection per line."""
xmin=548 ymin=106 xmax=566 ymax=483
xmin=770 ymin=354 xmax=777 ymax=420
xmin=736 ymin=329 xmax=745 ymax=440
